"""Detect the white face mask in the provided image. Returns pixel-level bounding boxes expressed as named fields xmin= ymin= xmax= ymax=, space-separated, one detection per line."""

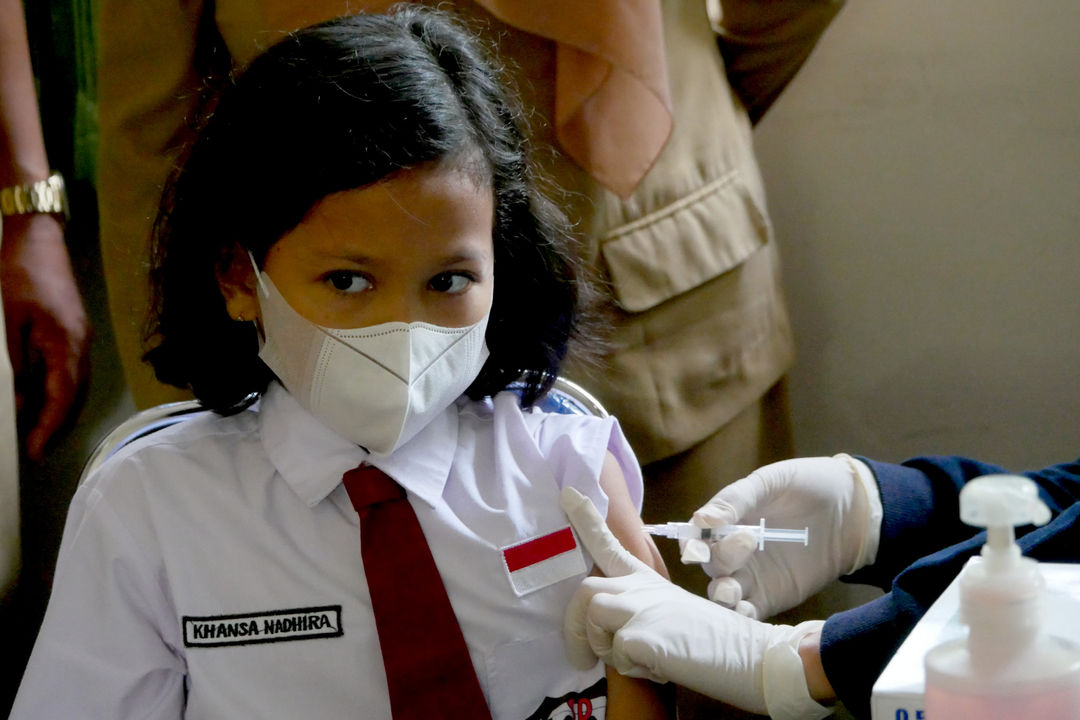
xmin=251 ymin=263 xmax=490 ymax=456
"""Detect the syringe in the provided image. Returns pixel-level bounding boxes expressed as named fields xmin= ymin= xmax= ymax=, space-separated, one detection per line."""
xmin=642 ymin=518 xmax=809 ymax=551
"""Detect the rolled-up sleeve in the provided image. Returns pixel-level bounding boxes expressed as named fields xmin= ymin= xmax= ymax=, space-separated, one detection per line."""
xmin=711 ymin=0 xmax=845 ymax=122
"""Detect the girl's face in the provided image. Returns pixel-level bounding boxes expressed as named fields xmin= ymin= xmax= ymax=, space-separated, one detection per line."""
xmin=225 ymin=166 xmax=495 ymax=330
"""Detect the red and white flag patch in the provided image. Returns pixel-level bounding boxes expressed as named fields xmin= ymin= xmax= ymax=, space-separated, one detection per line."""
xmin=501 ymin=526 xmax=586 ymax=597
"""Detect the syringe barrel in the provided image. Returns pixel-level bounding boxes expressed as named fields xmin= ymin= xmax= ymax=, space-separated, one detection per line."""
xmin=642 ymin=521 xmax=809 ymax=547
xmin=715 ymin=522 xmax=809 ymax=546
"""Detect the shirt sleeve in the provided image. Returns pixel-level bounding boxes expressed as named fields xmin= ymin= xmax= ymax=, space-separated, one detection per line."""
xmin=524 ymin=405 xmax=645 ymax=518
xmin=96 ymin=0 xmax=210 ymax=405
xmin=10 ymin=470 xmax=186 ymax=719
xmin=819 ymin=455 xmax=1080 ymax=717
xmin=711 ymin=0 xmax=845 ymax=122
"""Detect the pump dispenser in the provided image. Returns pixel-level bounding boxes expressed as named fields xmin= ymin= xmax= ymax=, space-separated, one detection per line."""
xmin=924 ymin=474 xmax=1080 ymax=717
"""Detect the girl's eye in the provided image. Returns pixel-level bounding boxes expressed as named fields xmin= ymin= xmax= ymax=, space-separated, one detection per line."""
xmin=429 ymin=272 xmax=473 ymax=294
xmin=326 ymin=271 xmax=371 ymax=294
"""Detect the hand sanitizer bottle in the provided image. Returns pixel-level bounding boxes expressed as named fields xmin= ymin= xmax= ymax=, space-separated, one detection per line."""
xmin=924 ymin=475 xmax=1080 ymax=718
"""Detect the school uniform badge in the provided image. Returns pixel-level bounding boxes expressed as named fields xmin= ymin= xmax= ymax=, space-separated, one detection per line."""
xmin=501 ymin=525 xmax=586 ymax=596
xmin=525 ymin=678 xmax=607 ymax=720
xmin=182 ymin=605 xmax=343 ymax=648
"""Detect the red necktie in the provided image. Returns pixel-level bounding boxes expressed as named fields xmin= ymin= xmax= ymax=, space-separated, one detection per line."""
xmin=343 ymin=464 xmax=492 ymax=719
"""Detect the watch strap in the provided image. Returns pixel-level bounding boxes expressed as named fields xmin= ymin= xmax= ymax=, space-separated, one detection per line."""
xmin=0 ymin=172 xmax=69 ymax=219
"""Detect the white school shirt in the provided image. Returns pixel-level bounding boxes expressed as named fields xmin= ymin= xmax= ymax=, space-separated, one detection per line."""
xmin=11 ymin=382 xmax=643 ymax=719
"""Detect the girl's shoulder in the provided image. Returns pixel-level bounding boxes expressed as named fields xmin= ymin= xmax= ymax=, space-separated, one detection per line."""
xmin=63 ymin=408 xmax=266 ymax=560
xmin=82 ymin=407 xmax=263 ymax=496
xmin=457 ymin=391 xmax=643 ymax=507
xmin=459 ymin=390 xmax=615 ymax=443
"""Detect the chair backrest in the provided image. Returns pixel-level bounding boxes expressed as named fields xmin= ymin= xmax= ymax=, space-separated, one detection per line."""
xmin=79 ymin=377 xmax=608 ymax=486
xmin=529 ymin=376 xmax=609 ymax=419
xmin=80 ymin=400 xmax=209 ymax=483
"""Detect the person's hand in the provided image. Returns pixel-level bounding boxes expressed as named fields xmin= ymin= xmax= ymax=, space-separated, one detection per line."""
xmin=692 ymin=455 xmax=882 ymax=620
xmin=1 ymin=213 xmax=90 ymax=459
xmin=560 ymin=487 xmax=831 ymax=719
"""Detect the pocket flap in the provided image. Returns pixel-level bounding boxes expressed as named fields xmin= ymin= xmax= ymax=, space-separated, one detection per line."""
xmin=600 ymin=170 xmax=770 ymax=312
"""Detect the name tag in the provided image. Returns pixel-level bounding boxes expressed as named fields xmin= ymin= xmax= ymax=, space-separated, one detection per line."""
xmin=183 ymin=605 xmax=343 ymax=648
xmin=501 ymin=526 xmax=586 ymax=596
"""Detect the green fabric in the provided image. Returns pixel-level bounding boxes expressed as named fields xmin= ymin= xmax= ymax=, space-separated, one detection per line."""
xmin=71 ymin=0 xmax=98 ymax=182
xmin=24 ymin=0 xmax=98 ymax=184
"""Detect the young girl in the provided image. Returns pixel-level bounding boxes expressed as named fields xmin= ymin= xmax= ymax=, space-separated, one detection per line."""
xmin=11 ymin=6 xmax=669 ymax=719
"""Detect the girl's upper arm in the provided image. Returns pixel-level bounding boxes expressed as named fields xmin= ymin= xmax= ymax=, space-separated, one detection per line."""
xmin=598 ymin=450 xmax=669 ymax=579
xmin=595 ymin=451 xmax=674 ymax=718
xmin=10 ymin=484 xmax=185 ymax=718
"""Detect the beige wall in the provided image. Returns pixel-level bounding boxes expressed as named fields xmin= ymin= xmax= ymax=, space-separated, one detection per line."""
xmin=756 ymin=0 xmax=1080 ymax=468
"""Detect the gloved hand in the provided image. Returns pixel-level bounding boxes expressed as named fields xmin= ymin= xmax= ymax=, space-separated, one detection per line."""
xmin=560 ymin=487 xmax=831 ymax=720
xmin=692 ymin=455 xmax=883 ymax=620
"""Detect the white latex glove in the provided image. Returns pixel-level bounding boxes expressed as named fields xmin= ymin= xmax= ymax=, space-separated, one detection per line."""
xmin=695 ymin=455 xmax=883 ymax=620
xmin=560 ymin=487 xmax=831 ymax=720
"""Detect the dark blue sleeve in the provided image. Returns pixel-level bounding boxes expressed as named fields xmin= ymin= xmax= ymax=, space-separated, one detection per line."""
xmin=818 ymin=455 xmax=1080 ymax=719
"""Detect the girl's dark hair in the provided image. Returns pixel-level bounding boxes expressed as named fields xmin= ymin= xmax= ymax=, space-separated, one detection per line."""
xmin=146 ymin=5 xmax=597 ymax=413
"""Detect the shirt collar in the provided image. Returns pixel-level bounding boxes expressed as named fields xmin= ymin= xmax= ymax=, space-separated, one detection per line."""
xmin=259 ymin=382 xmax=457 ymax=509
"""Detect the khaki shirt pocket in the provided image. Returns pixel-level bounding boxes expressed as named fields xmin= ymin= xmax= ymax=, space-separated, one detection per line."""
xmin=599 ymin=169 xmax=770 ymax=313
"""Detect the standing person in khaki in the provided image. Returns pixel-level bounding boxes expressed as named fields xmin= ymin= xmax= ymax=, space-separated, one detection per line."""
xmin=96 ymin=0 xmax=843 ymax=588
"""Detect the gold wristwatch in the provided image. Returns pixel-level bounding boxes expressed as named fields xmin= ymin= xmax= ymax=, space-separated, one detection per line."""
xmin=0 ymin=172 xmax=69 ymax=221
